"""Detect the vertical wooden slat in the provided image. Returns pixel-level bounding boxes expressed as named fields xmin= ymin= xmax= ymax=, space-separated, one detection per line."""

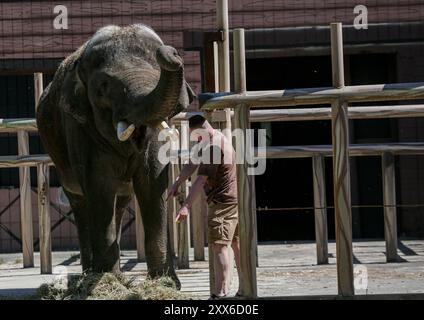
xmin=167 ymin=163 xmax=178 ymax=257
xmin=217 ymin=0 xmax=232 ymax=143
xmin=191 ymin=171 xmax=205 ymax=261
xmin=312 ymin=155 xmax=329 ymax=265
xmin=382 ymin=152 xmax=398 ymax=262
xmin=234 ymin=28 xmax=257 ymax=298
xmin=134 ymin=198 xmax=145 ymax=262
xmin=18 ymin=130 xmax=34 ymax=268
xmin=37 ymin=163 xmax=52 ymax=274
xmin=331 ymin=23 xmax=354 ymax=296
xmin=177 ymin=121 xmax=190 ymax=269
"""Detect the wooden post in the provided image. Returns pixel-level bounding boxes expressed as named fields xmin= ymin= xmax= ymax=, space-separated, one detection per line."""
xmin=134 ymin=198 xmax=145 ymax=262
xmin=312 ymin=155 xmax=329 ymax=265
xmin=18 ymin=131 xmax=34 ymax=268
xmin=331 ymin=23 xmax=354 ymax=296
xmin=234 ymin=28 xmax=258 ymax=298
xmin=382 ymin=152 xmax=398 ymax=262
xmin=216 ymin=0 xmax=232 ymax=143
xmin=177 ymin=121 xmax=190 ymax=269
xmin=167 ymin=125 xmax=179 ymax=257
xmin=37 ymin=163 xmax=52 ymax=274
xmin=191 ymin=171 xmax=205 ymax=261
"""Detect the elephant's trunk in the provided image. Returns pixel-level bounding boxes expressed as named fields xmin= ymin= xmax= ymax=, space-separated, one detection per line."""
xmin=129 ymin=45 xmax=184 ymax=128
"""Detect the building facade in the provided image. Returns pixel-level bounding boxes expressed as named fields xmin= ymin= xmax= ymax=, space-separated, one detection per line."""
xmin=1 ymin=0 xmax=424 ymax=252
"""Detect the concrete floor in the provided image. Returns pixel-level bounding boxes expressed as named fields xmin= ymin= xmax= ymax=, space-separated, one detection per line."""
xmin=1 ymin=240 xmax=424 ymax=299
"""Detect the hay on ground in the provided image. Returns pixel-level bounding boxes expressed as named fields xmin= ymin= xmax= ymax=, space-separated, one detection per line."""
xmin=36 ymin=273 xmax=191 ymax=300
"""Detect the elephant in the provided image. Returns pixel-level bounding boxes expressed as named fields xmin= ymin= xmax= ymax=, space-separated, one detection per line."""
xmin=36 ymin=24 xmax=194 ymax=286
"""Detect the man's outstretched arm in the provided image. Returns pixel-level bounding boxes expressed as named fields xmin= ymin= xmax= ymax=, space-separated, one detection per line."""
xmin=167 ymin=161 xmax=199 ymax=200
xmin=176 ymin=175 xmax=208 ymax=222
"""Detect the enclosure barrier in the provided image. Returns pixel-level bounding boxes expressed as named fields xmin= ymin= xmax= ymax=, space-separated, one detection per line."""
xmin=200 ymin=24 xmax=424 ymax=298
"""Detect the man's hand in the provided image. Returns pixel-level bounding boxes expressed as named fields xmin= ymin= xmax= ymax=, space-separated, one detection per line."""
xmin=167 ymin=182 xmax=180 ymax=201
xmin=176 ymin=205 xmax=190 ymax=223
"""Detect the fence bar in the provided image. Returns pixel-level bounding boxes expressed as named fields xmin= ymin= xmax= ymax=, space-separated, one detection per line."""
xmin=382 ymin=152 xmax=398 ymax=262
xmin=312 ymin=155 xmax=329 ymax=265
xmin=134 ymin=199 xmax=145 ymax=262
xmin=234 ymin=28 xmax=258 ymax=298
xmin=331 ymin=22 xmax=354 ymax=297
xmin=177 ymin=121 xmax=190 ymax=269
xmin=18 ymin=130 xmax=34 ymax=268
xmin=201 ymin=83 xmax=424 ymax=110
xmin=191 ymin=171 xmax=205 ymax=261
xmin=34 ymin=73 xmax=44 ymax=108
xmin=257 ymin=142 xmax=424 ymax=159
xmin=37 ymin=163 xmax=52 ymax=274
xmin=216 ymin=0 xmax=233 ymax=143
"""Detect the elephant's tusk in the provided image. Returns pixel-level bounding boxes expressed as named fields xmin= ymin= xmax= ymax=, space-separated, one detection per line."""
xmin=117 ymin=121 xmax=136 ymax=141
xmin=158 ymin=121 xmax=179 ymax=140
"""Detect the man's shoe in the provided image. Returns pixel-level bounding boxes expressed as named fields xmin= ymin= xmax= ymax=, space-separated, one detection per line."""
xmin=208 ymin=294 xmax=227 ymax=300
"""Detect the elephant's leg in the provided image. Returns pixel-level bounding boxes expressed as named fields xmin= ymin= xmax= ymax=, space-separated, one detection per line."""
xmin=115 ymin=195 xmax=132 ymax=246
xmin=63 ymin=190 xmax=92 ymax=272
xmin=83 ymin=184 xmax=120 ymax=273
xmin=133 ymin=154 xmax=180 ymax=288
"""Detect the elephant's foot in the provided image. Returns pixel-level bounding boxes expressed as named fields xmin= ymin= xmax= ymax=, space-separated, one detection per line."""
xmin=148 ymin=267 xmax=181 ymax=290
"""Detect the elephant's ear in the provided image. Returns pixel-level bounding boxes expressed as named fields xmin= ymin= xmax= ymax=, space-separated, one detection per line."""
xmin=60 ymin=52 xmax=91 ymax=124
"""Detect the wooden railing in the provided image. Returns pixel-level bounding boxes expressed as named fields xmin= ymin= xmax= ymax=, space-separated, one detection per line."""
xmin=200 ymin=25 xmax=424 ymax=298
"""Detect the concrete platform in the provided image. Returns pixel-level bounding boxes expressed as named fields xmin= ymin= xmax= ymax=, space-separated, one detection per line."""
xmin=1 ymin=240 xmax=424 ymax=299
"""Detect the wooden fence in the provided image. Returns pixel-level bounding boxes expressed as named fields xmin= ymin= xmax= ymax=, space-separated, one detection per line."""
xmin=201 ymin=24 xmax=424 ymax=298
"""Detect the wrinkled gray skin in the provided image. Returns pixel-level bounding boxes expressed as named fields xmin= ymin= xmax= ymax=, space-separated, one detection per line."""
xmin=36 ymin=25 xmax=194 ymax=287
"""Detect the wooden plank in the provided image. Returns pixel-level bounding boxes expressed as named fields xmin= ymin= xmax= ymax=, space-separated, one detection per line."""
xmin=233 ymin=28 xmax=257 ymax=298
xmin=167 ymin=160 xmax=178 ymax=258
xmin=134 ymin=199 xmax=145 ymax=262
xmin=312 ymin=155 xmax=328 ymax=265
xmin=0 ymin=155 xmax=52 ymax=168
xmin=202 ymin=82 xmax=424 ymax=110
xmin=177 ymin=121 xmax=190 ymax=269
xmin=217 ymin=0 xmax=233 ymax=144
xmin=191 ymin=171 xmax=205 ymax=261
xmin=331 ymin=23 xmax=354 ymax=297
xmin=18 ymin=130 xmax=34 ymax=268
xmin=37 ymin=162 xmax=52 ymax=274
xmin=256 ymin=143 xmax=424 ymax=159
xmin=382 ymin=153 xmax=398 ymax=262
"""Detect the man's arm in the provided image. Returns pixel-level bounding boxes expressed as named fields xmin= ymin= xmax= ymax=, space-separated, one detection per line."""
xmin=167 ymin=161 xmax=199 ymax=200
xmin=176 ymin=175 xmax=208 ymax=222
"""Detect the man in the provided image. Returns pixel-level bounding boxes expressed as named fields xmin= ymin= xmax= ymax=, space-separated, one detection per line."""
xmin=167 ymin=115 xmax=241 ymax=299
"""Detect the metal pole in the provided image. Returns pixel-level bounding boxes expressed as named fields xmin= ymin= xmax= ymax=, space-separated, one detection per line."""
xmin=233 ymin=28 xmax=257 ymax=298
xmin=331 ymin=22 xmax=354 ymax=296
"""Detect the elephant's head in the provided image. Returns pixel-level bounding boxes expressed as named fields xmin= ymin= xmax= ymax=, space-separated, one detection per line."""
xmin=62 ymin=24 xmax=194 ymax=151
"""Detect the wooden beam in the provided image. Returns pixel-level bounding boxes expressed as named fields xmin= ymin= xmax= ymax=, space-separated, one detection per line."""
xmin=256 ymin=142 xmax=424 ymax=159
xmin=134 ymin=199 xmax=145 ymax=262
xmin=18 ymin=130 xmax=34 ymax=268
xmin=167 ymin=161 xmax=178 ymax=258
xmin=331 ymin=22 xmax=354 ymax=297
xmin=191 ymin=171 xmax=205 ymax=261
xmin=177 ymin=121 xmax=190 ymax=269
xmin=234 ymin=28 xmax=258 ymax=298
xmin=37 ymin=163 xmax=52 ymax=274
xmin=312 ymin=155 xmax=329 ymax=265
xmin=216 ymin=0 xmax=233 ymax=143
xmin=201 ymin=82 xmax=424 ymax=110
xmin=382 ymin=152 xmax=398 ymax=262
xmin=0 ymin=155 xmax=52 ymax=168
